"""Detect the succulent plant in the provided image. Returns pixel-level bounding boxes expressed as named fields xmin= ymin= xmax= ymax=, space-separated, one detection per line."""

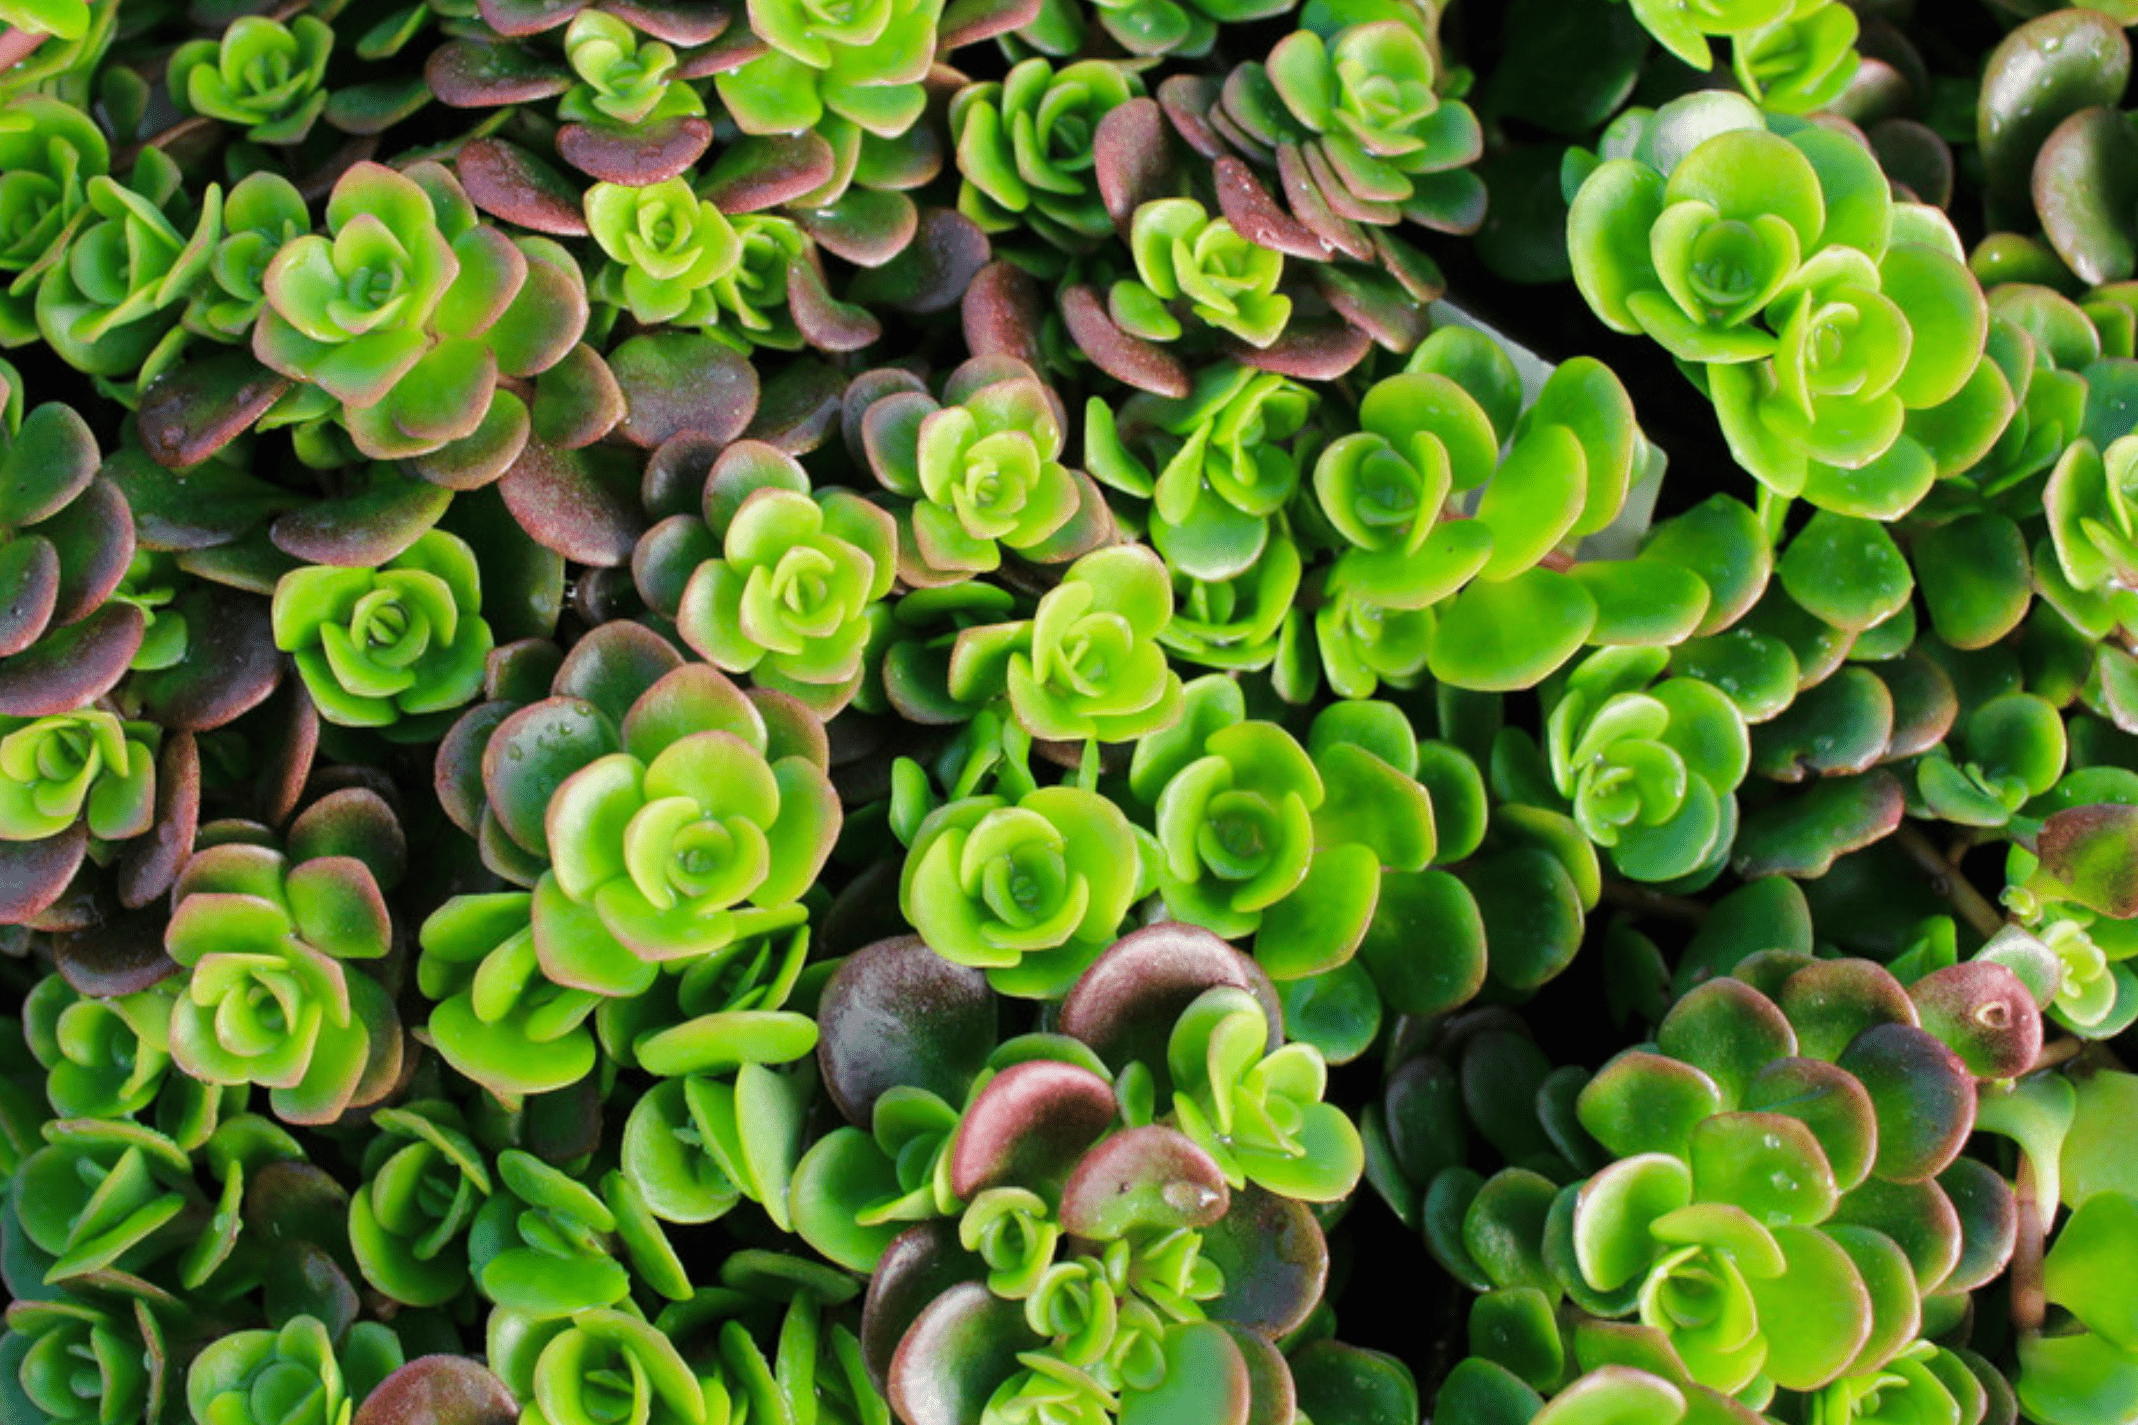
xmin=166 ymin=14 xmax=334 ymax=144
xmin=185 ymin=1315 xmax=403 ymax=1425
xmin=1110 ymin=199 xmax=1290 ymax=349
xmin=584 ymin=177 xmax=741 ymax=326
xmin=952 ymin=60 xmax=1143 ymax=250
xmin=0 ymin=98 xmax=108 ymax=342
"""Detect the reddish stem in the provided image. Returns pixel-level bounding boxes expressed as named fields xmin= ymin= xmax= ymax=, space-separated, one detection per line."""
xmin=2012 ymin=1153 xmax=2047 ymax=1334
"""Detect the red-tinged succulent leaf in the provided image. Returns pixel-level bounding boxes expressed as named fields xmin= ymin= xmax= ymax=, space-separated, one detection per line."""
xmin=436 ymin=702 xmax=513 ymax=836
xmin=1197 ymin=1183 xmax=1329 ymax=1338
xmin=962 ymin=261 xmax=1044 ymax=370
xmin=611 ymin=332 xmax=760 ymax=448
xmin=102 ymin=448 xmax=294 ymax=552
xmin=1909 ymin=962 xmax=2042 ymax=1079
xmin=2031 ymin=804 xmax=2138 ymax=917
xmin=426 ymin=40 xmax=570 ymax=108
xmin=1058 ymin=1126 xmax=1229 ymax=1239
xmin=1223 ymin=1326 xmax=1297 ymax=1425
xmin=1751 ymin=667 xmax=1894 ymax=781
xmin=499 ymin=439 xmax=646 ymax=565
xmin=1121 ymin=1320 xmax=1253 ymax=1425
xmin=409 ymin=391 xmax=534 ymax=491
xmin=1731 ymin=772 xmax=1906 ymax=879
xmin=1576 ymin=1050 xmax=1723 ymax=1161
xmin=457 ymin=138 xmax=589 ymax=237
xmin=1213 ymin=156 xmax=1329 ymax=261
xmin=888 ymin=1282 xmax=1041 ymax=1425
xmin=116 ymin=731 xmax=200 ymax=909
xmin=271 ymin=472 xmax=452 ymax=568
xmin=641 ymin=432 xmax=721 ymax=519
xmin=0 ymin=537 xmax=57 ymax=655
xmin=42 ymin=478 xmax=134 ymax=626
xmin=1096 ymin=98 xmax=1178 ymax=238
xmin=1058 ymin=923 xmax=1283 ymax=1077
xmin=1828 ymin=1175 xmax=1962 ymax=1293
xmin=701 ymin=133 xmax=838 ymax=213
xmin=351 ymin=1356 xmax=519 ymax=1425
xmin=678 ymin=28 xmax=765 ymax=78
xmin=862 ymin=1221 xmax=984 ymax=1385
xmin=1837 ymin=1023 xmax=1974 ymax=1183
xmin=937 ymin=0 xmax=1042 ymax=48
xmin=0 ymin=403 xmax=98 ymax=528
xmin=481 ymin=697 xmax=619 ymax=859
xmin=1289 ymin=1341 xmax=1420 ymax=1425
xmin=817 ymin=935 xmax=997 ymax=1127
xmin=1823 ymin=1224 xmax=1921 ymax=1380
xmin=1875 ymin=651 xmax=1957 ymax=760
xmin=533 ymin=344 xmax=626 ymax=450
xmin=556 ymin=116 xmax=714 ymax=186
xmin=796 ymin=190 xmax=919 ymax=268
xmin=1314 ymin=264 xmax=1433 ymax=353
xmin=554 ymin=620 xmax=683 ymax=727
xmin=1745 ymin=1225 xmax=1874 ymax=1392
xmin=1060 ymin=283 xmax=1190 ymax=397
xmin=1778 ymin=959 xmax=1918 ymax=1063
xmin=131 ymin=591 xmax=279 ymax=730
xmin=250 ymin=678 xmax=322 ymax=827
xmin=325 ymin=78 xmax=433 ymax=135
xmin=786 ymin=257 xmax=884 ymax=352
xmin=949 ymin=1059 xmax=1117 ymax=1198
xmin=604 ymin=0 xmax=731 ymax=44
xmin=1937 ymin=1155 xmax=2018 ymax=1295
xmin=289 ymin=788 xmax=406 ymax=888
xmin=744 ymin=358 xmax=848 ymax=454
xmin=478 ymin=0 xmax=579 ymax=34
xmin=1222 ymin=318 xmax=1372 ymax=382
xmin=50 ymin=906 xmax=176 ymax=997
xmin=1656 ymin=977 xmax=1797 ymax=1108
xmin=2036 ymin=106 xmax=2138 ymax=286
xmin=1157 ymin=75 xmax=1227 ymax=159
xmin=1871 ymin=119 xmax=1952 ymax=208
xmin=0 ymin=602 xmax=143 ymax=715
xmin=1741 ymin=1058 xmax=1878 ymax=1194
xmin=1279 ymin=144 xmax=1374 ymax=263
xmin=846 ymin=208 xmax=990 ymax=314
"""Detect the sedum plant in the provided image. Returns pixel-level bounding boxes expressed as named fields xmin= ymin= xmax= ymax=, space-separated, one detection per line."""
xmin=166 ymin=14 xmax=334 ymax=144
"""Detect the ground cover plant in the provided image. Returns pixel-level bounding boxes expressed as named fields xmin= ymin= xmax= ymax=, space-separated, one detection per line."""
xmin=3 ymin=0 xmax=2138 ymax=1423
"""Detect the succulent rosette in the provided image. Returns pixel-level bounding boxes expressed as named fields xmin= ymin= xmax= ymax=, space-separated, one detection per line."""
xmin=951 ymin=60 xmax=1143 ymax=249
xmin=558 ymin=11 xmax=704 ymax=130
xmin=713 ymin=0 xmax=940 ymax=141
xmin=9 ymin=1116 xmax=196 ymax=1285
xmin=185 ymin=171 xmax=309 ymax=341
xmin=253 ymin=160 xmax=585 ymax=469
xmin=184 ymin=1315 xmax=403 ymax=1425
xmin=165 ymin=14 xmax=334 ymax=144
xmin=1540 ymin=648 xmax=1750 ymax=884
xmin=470 ymin=1148 xmax=689 ymax=1317
xmin=1086 ymin=363 xmax=1315 ymax=583
xmin=949 ymin=544 xmax=1186 ymax=743
xmin=585 ymin=177 xmax=741 ymax=325
xmin=902 ymin=785 xmax=1147 ymax=997
xmin=162 ymin=798 xmax=407 ymax=1125
xmin=0 ymin=1295 xmax=170 ymax=1425
xmin=1732 ymin=0 xmax=1860 ymax=113
xmin=1110 ymin=198 xmax=1290 ymax=349
xmin=1219 ymin=20 xmax=1486 ymax=234
xmin=670 ymin=442 xmax=897 ymax=715
xmin=855 ymin=357 xmax=1111 ymax=585
xmin=1126 ymin=675 xmax=1436 ymax=979
xmin=0 ymin=97 xmax=108 ymax=342
xmin=271 ymin=528 xmax=494 ymax=731
xmin=348 ymin=1101 xmax=492 ymax=1307
xmin=21 ymin=973 xmax=173 ymax=1123
xmin=0 ymin=706 xmax=155 ymax=843
xmin=417 ymin=890 xmax=603 ymax=1099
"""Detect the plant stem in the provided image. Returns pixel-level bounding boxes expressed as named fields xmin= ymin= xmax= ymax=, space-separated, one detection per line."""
xmin=1599 ymin=878 xmax=1708 ymax=923
xmin=2030 ymin=1036 xmax=2084 ymax=1073
xmin=0 ymin=27 xmax=47 ymax=71
xmin=1892 ymin=820 xmax=2004 ymax=939
xmin=2012 ymin=1152 xmax=2046 ymax=1334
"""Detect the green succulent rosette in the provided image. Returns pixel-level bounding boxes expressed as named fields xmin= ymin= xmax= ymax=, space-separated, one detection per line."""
xmin=1110 ymin=198 xmax=1290 ymax=349
xmin=348 ymin=1101 xmax=492 ymax=1308
xmin=253 ymin=159 xmax=585 ymax=465
xmin=558 ymin=10 xmax=705 ymax=129
xmin=949 ymin=543 xmax=1186 ymax=743
xmin=703 ymin=213 xmax=810 ymax=351
xmin=35 ymin=147 xmax=220 ymax=385
xmin=185 ymin=1315 xmax=402 ymax=1425
xmin=470 ymin=1149 xmax=689 ymax=1317
xmin=21 ymin=973 xmax=173 ymax=1122
xmin=1223 ymin=20 xmax=1485 ymax=231
xmin=714 ymin=0 xmax=939 ymax=139
xmin=1541 ymin=648 xmax=1750 ymax=884
xmin=2018 ymin=1190 xmax=2138 ymax=1425
xmin=505 ymin=1307 xmax=708 ymax=1425
xmin=418 ymin=890 xmax=603 ymax=1100
xmin=1086 ymin=363 xmax=1314 ymax=584
xmin=859 ymin=358 xmax=1109 ymax=585
xmin=0 ymin=707 xmax=156 ymax=843
xmin=1127 ymin=676 xmax=1436 ymax=979
xmin=1732 ymin=0 xmax=1859 ymax=114
xmin=951 ymin=60 xmax=1142 ymax=250
xmin=1087 ymin=0 xmax=1292 ymax=60
xmin=674 ymin=445 xmax=898 ymax=716
xmin=1166 ymin=985 xmax=1365 ymax=1201
xmin=2046 ymin=432 xmax=2138 ymax=597
xmin=585 ymin=177 xmax=742 ymax=326
xmin=1160 ymin=535 xmax=1301 ymax=675
xmin=185 ymin=171 xmax=309 ymax=342
xmin=10 ymin=1117 xmax=194 ymax=1284
xmin=532 ymin=683 xmax=839 ymax=996
xmin=0 ymin=97 xmax=108 ymax=343
xmin=0 ymin=0 xmax=88 ymax=39
xmin=166 ymin=14 xmax=333 ymax=144
xmin=1614 ymin=0 xmax=1792 ymax=71
xmin=164 ymin=834 xmax=403 ymax=1125
xmin=271 ymin=529 xmax=494 ymax=731
xmin=902 ymin=784 xmax=1148 ymax=997
xmin=1813 ymin=1341 xmax=1988 ymax=1425
xmin=0 ymin=1294 xmax=169 ymax=1425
